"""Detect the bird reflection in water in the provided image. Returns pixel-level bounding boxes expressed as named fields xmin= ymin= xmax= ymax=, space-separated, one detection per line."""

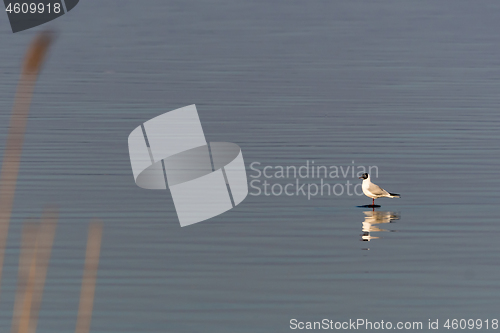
xmin=361 ymin=211 xmax=400 ymax=242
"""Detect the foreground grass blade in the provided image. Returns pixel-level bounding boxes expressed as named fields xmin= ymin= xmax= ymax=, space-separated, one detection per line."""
xmin=11 ymin=207 xmax=58 ymax=333
xmin=75 ymin=221 xmax=103 ymax=333
xmin=0 ymin=31 xmax=54 ymax=300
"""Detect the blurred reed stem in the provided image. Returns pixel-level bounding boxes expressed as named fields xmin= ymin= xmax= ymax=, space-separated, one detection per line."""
xmin=75 ymin=221 xmax=103 ymax=333
xmin=0 ymin=31 xmax=54 ymax=300
xmin=11 ymin=206 xmax=58 ymax=333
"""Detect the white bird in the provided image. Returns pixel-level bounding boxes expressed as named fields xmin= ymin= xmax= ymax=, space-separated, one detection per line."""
xmin=358 ymin=173 xmax=400 ymax=206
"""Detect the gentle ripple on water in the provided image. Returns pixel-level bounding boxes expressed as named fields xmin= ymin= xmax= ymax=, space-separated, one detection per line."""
xmin=1 ymin=0 xmax=500 ymax=332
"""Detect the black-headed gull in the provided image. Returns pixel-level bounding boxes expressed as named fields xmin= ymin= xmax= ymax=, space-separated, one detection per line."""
xmin=358 ymin=173 xmax=400 ymax=206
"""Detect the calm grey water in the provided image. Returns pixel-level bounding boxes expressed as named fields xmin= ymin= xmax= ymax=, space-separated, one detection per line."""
xmin=1 ymin=1 xmax=500 ymax=332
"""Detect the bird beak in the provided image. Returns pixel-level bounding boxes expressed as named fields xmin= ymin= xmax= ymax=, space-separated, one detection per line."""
xmin=358 ymin=176 xmax=363 ymax=179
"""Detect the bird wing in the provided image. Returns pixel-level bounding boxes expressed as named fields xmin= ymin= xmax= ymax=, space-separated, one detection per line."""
xmin=366 ymin=182 xmax=389 ymax=197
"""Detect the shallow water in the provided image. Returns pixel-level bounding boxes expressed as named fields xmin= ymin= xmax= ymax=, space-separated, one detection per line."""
xmin=1 ymin=1 xmax=500 ymax=332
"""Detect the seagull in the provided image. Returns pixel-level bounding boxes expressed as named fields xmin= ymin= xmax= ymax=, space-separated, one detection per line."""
xmin=358 ymin=173 xmax=400 ymax=206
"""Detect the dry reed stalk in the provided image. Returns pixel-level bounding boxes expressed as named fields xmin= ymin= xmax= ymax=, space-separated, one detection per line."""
xmin=11 ymin=206 xmax=58 ymax=333
xmin=11 ymin=223 xmax=39 ymax=333
xmin=0 ymin=31 xmax=54 ymax=299
xmin=27 ymin=207 xmax=58 ymax=333
xmin=75 ymin=221 xmax=103 ymax=333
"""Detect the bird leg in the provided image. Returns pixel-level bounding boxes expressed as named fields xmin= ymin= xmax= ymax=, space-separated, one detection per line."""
xmin=372 ymin=198 xmax=375 ymax=206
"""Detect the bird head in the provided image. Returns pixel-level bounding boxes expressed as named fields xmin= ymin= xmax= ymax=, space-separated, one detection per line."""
xmin=359 ymin=173 xmax=369 ymax=180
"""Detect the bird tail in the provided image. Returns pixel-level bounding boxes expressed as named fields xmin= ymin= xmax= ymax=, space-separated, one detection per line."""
xmin=388 ymin=192 xmax=401 ymax=198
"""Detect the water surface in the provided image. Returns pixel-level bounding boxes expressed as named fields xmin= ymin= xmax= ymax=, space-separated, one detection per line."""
xmin=1 ymin=1 xmax=500 ymax=332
